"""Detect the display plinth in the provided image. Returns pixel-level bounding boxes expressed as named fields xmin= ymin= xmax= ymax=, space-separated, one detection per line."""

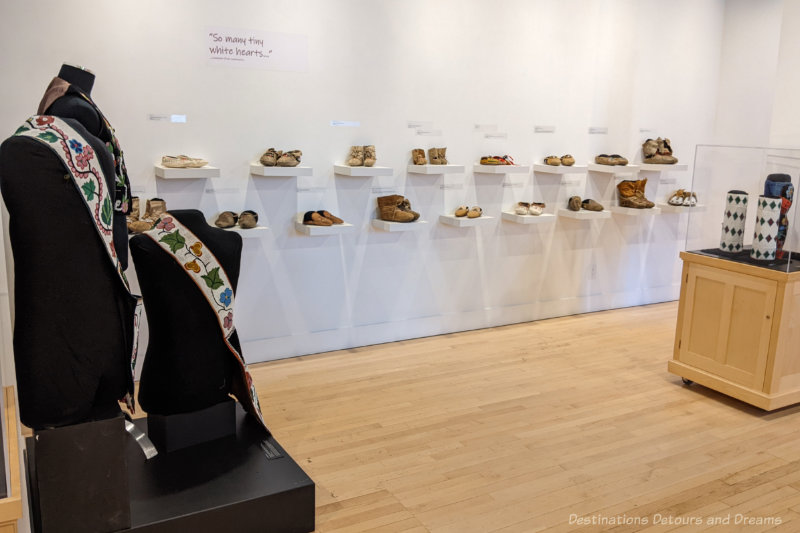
xmin=295 ymin=217 xmax=354 ymax=235
xmin=154 ymin=165 xmax=220 ymax=179
xmin=532 ymin=164 xmax=587 ymax=174
xmin=501 ymin=212 xmax=556 ymax=224
xmin=249 ymin=164 xmax=313 ymax=177
xmin=127 ymin=406 xmax=313 ymax=533
xmin=439 ymin=214 xmax=494 ymax=227
xmin=147 ymin=399 xmax=236 ymax=454
xmin=334 ymin=165 xmax=393 ymax=176
xmin=656 ymin=203 xmax=707 ymax=214
xmin=638 ymin=163 xmax=688 ymax=172
xmin=28 ymin=416 xmax=131 ymax=533
xmin=609 ymin=206 xmax=661 ymax=216
xmin=557 ymin=208 xmax=611 ymax=220
xmin=371 ymin=219 xmax=428 ymax=232
xmin=669 ymin=251 xmax=800 ymax=410
xmin=586 ymin=163 xmax=639 ymax=174
xmin=407 ymin=164 xmax=465 ymax=174
xmin=473 ymin=164 xmax=530 ymax=174
xmin=225 ymin=226 xmax=269 ymax=238
xmin=28 ymin=405 xmax=315 ymax=533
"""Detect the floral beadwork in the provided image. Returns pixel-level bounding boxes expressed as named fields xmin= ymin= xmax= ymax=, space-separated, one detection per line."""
xmin=184 ymin=260 xmax=201 ymax=273
xmin=157 ymin=216 xmax=175 ymax=232
xmin=74 ymin=90 xmax=132 ymax=217
xmin=15 ymin=116 xmax=112 ymax=237
xmin=153 ymin=222 xmax=234 ymax=320
xmin=220 ymin=288 xmax=232 ymax=306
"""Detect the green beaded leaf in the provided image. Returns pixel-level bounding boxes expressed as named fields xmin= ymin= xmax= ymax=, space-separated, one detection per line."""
xmin=101 ymin=197 xmax=113 ymax=226
xmin=37 ymin=131 xmax=58 ymax=143
xmin=159 ymin=231 xmax=186 ymax=254
xmin=81 ymin=180 xmax=97 ymax=201
xmin=201 ymin=267 xmax=224 ymax=290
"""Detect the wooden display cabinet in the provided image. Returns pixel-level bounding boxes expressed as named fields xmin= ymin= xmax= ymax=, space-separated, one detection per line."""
xmin=669 ymin=251 xmax=800 ymax=410
xmin=0 ymin=387 xmax=23 ymax=532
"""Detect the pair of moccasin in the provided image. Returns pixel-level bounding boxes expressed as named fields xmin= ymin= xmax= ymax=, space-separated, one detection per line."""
xmin=377 ymin=195 xmax=420 ymax=223
xmin=348 ymin=145 xmax=377 ymax=167
xmin=260 ymin=148 xmax=302 ymax=167
xmin=215 ymin=210 xmax=259 ymax=229
xmin=595 ymin=154 xmax=628 ymax=166
xmin=543 ymin=155 xmax=574 ymax=166
xmin=303 ymin=210 xmax=343 ymax=226
xmin=412 ymin=148 xmax=448 ymax=165
xmin=161 ymin=155 xmax=208 ymax=168
xmin=127 ymin=197 xmax=167 ymax=233
xmin=454 ymin=206 xmax=482 ymax=218
xmin=568 ymin=196 xmax=604 ymax=212
xmin=642 ymin=137 xmax=678 ymax=164
xmin=480 ymin=155 xmax=515 ymax=165
xmin=514 ymin=202 xmax=546 ymax=216
xmin=668 ymin=189 xmax=698 ymax=206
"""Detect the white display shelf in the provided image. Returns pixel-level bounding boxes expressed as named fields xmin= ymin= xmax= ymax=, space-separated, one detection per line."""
xmin=557 ymin=208 xmax=612 ymax=220
xmin=250 ymin=164 xmax=313 ymax=176
xmin=371 ymin=219 xmax=428 ymax=232
xmin=586 ymin=163 xmax=639 ymax=174
xmin=206 ymin=217 xmax=269 ymax=238
xmin=610 ymin=206 xmax=662 ymax=216
xmin=224 ymin=226 xmax=269 ymax=238
xmin=501 ymin=211 xmax=556 ymax=224
xmin=294 ymin=216 xmax=354 ymax=236
xmin=532 ymin=164 xmax=587 ymax=174
xmin=638 ymin=163 xmax=689 ymax=172
xmin=439 ymin=214 xmax=495 ymax=227
xmin=657 ymin=203 xmax=707 ymax=213
xmin=473 ymin=164 xmax=530 ymax=174
xmin=334 ymin=165 xmax=393 ymax=176
xmin=407 ymin=164 xmax=465 ymax=174
xmin=154 ymin=165 xmax=219 ymax=179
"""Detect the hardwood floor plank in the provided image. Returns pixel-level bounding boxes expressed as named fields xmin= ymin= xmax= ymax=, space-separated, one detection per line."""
xmin=246 ymin=302 xmax=799 ymax=531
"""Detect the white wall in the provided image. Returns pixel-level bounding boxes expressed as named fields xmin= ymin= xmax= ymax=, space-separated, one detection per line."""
xmin=0 ymin=0 xmax=743 ymax=365
xmin=715 ymin=0 xmax=784 ymax=146
xmin=771 ymin=0 xmax=800 ymax=146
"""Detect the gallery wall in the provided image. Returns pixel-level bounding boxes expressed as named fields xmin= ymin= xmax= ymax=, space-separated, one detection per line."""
xmin=0 ymin=0 xmax=793 ymax=367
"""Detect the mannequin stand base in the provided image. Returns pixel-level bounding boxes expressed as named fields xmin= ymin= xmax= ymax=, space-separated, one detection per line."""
xmin=27 ymin=416 xmax=131 ymax=533
xmin=27 ymin=405 xmax=314 ymax=533
xmin=147 ymin=398 xmax=236 ymax=453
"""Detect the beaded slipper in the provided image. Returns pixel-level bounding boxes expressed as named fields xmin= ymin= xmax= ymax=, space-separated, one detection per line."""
xmin=317 ymin=210 xmax=343 ymax=224
xmin=467 ymin=206 xmax=483 ymax=218
xmin=303 ymin=211 xmax=332 ymax=226
xmin=214 ymin=211 xmax=239 ymax=228
xmin=238 ymin=210 xmax=259 ymax=229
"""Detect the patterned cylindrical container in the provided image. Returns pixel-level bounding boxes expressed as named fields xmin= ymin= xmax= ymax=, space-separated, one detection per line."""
xmin=750 ymin=195 xmax=781 ymax=261
xmin=763 ymin=173 xmax=794 ymax=259
xmin=719 ymin=190 xmax=748 ymax=253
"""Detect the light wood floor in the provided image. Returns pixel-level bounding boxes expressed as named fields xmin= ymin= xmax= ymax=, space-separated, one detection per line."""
xmin=250 ymin=301 xmax=800 ymax=533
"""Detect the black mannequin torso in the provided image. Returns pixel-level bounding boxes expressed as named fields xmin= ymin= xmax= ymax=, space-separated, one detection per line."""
xmin=0 ymin=118 xmax=136 ymax=429
xmin=46 ymin=65 xmax=104 ymax=143
xmin=130 ymin=210 xmax=243 ymax=415
xmin=41 ymin=64 xmax=128 ymax=267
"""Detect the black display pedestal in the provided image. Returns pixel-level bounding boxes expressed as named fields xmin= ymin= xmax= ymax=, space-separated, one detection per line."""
xmin=27 ymin=406 xmax=315 ymax=533
xmin=27 ymin=416 xmax=131 ymax=533
xmin=147 ymin=399 xmax=236 ymax=453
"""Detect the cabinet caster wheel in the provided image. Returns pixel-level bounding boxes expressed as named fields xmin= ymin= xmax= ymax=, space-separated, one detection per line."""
xmin=681 ymin=378 xmax=694 ymax=386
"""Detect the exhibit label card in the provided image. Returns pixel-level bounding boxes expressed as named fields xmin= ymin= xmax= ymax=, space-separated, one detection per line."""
xmin=207 ymin=27 xmax=308 ymax=71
